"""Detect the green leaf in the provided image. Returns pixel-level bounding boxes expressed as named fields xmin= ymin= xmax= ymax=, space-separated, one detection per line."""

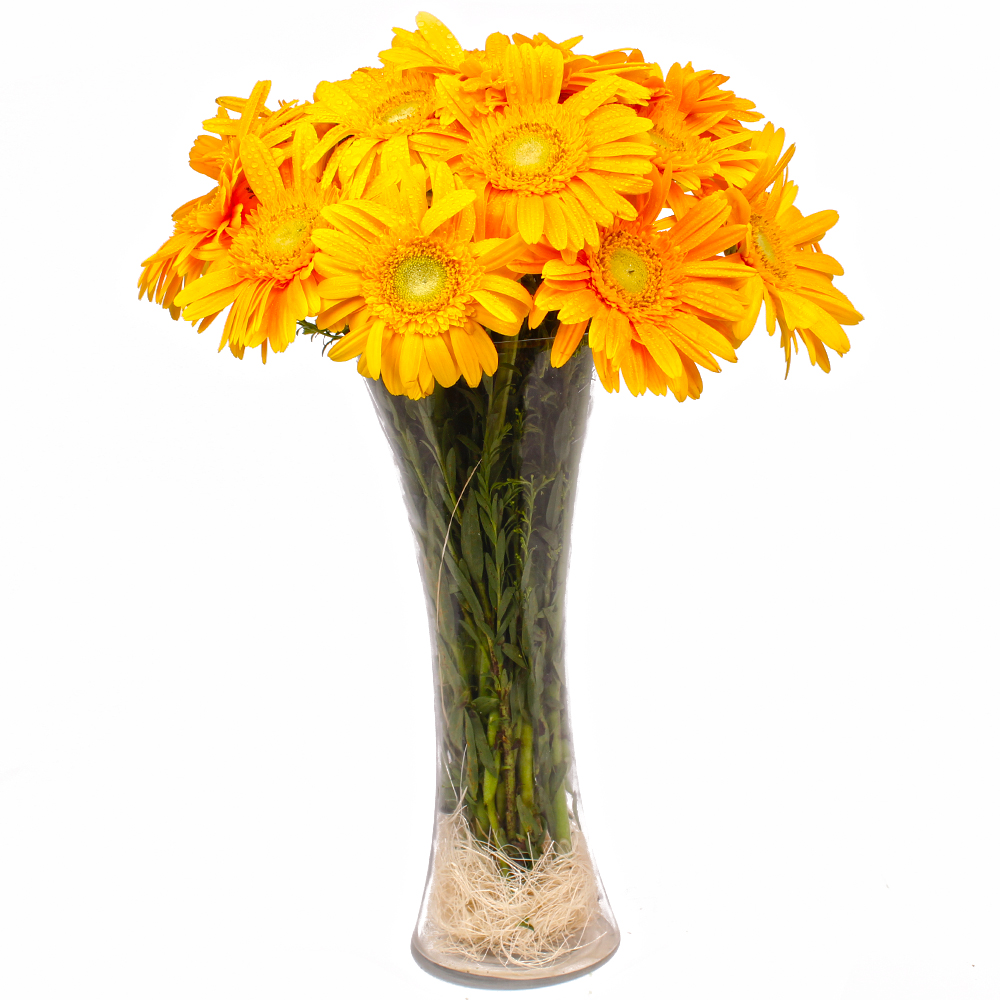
xmin=453 ymin=566 xmax=485 ymax=622
xmin=534 ymin=731 xmax=552 ymax=772
xmin=485 ymin=557 xmax=500 ymax=604
xmin=521 ymin=621 xmax=533 ymax=656
xmin=461 ymin=500 xmax=484 ymax=582
xmin=459 ymin=617 xmax=486 ymax=648
xmin=471 ymin=695 xmax=500 ymax=715
xmin=468 ymin=709 xmax=497 ymax=777
xmin=478 ymin=502 xmax=498 ymax=546
xmin=424 ymin=495 xmax=448 ymax=540
xmin=553 ymin=408 xmax=573 ymax=463
xmin=501 ymin=643 xmax=528 ymax=670
xmin=551 ymin=760 xmax=569 ymax=794
xmin=435 ymin=478 xmax=452 ymax=511
xmin=543 ymin=605 xmax=562 ymax=635
xmin=533 ymin=782 xmax=551 ymax=822
xmin=497 ymin=586 xmax=515 ymax=625
xmin=535 ymin=525 xmax=560 ymax=550
xmin=545 ymin=473 xmax=565 ymax=529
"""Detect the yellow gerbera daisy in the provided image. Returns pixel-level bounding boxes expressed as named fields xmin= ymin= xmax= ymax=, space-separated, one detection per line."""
xmin=201 ymin=86 xmax=308 ymax=155
xmin=312 ymin=162 xmax=531 ymax=399
xmin=378 ymin=10 xmax=466 ymax=75
xmin=432 ymin=31 xmax=655 ymax=129
xmin=173 ymin=128 xmax=334 ymax=361
xmin=730 ymin=125 xmax=864 ymax=373
xmin=303 ymin=67 xmax=467 ymax=197
xmin=524 ymin=180 xmax=752 ymax=399
xmin=561 ymin=43 xmax=659 ymax=102
xmin=458 ymin=45 xmax=655 ymax=252
xmin=380 ymin=12 xmax=656 ymax=108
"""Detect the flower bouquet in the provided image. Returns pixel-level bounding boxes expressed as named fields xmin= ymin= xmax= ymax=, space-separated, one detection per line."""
xmin=140 ymin=11 xmax=862 ymax=986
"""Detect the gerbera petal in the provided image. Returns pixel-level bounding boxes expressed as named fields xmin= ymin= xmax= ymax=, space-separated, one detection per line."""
xmin=450 ymin=326 xmax=483 ymax=385
xmin=474 ymin=232 xmax=527 ymax=271
xmin=783 ymin=209 xmax=839 ymax=246
xmin=503 ymin=41 xmax=563 ymax=105
xmin=316 ymin=275 xmax=362 ymax=299
xmin=794 ymin=251 xmax=844 ymax=276
xmin=636 ymin=322 xmax=684 ymax=378
xmin=469 ymin=323 xmax=500 ymax=372
xmin=668 ymin=192 xmax=731 ymax=254
xmin=365 ymin=320 xmax=385 ymax=379
xmin=422 ymin=333 xmax=460 ymax=386
xmin=174 ymin=267 xmax=242 ymax=309
xmin=555 ymin=288 xmax=600 ymax=323
xmin=421 ymin=188 xmax=477 ymax=236
xmin=551 ymin=321 xmax=588 ymax=367
xmin=316 ymin=296 xmax=364 ymax=330
xmin=239 ymin=134 xmax=284 ymax=207
xmin=327 ymin=324 xmax=370 ymax=361
xmin=543 ymin=197 xmax=569 ymax=250
xmin=478 ymin=273 xmax=531 ymax=303
xmin=516 ymin=195 xmax=546 ymax=244
xmin=619 ymin=344 xmax=648 ymax=396
xmin=399 ymin=333 xmax=424 ymax=383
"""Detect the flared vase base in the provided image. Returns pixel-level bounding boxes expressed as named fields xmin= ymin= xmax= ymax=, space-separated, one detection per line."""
xmin=410 ymin=918 xmax=620 ymax=989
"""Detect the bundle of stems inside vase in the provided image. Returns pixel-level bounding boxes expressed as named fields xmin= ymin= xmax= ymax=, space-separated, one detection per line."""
xmin=369 ymin=309 xmax=592 ymax=868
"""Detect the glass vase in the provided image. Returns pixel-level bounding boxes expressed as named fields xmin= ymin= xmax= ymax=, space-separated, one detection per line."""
xmin=368 ymin=331 xmax=620 ymax=987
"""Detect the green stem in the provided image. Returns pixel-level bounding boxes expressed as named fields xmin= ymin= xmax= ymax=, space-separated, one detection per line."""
xmin=483 ymin=333 xmax=519 ymax=478
xmin=519 ymin=721 xmax=534 ymax=809
xmin=368 ymin=319 xmax=593 ymax=867
xmin=548 ymin=707 xmax=571 ymax=850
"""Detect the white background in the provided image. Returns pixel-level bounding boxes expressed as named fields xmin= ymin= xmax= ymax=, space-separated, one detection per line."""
xmin=2 ymin=1 xmax=997 ymax=998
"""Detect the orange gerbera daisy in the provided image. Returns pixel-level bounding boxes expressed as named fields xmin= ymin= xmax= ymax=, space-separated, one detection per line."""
xmin=138 ymin=82 xmax=278 ymax=320
xmin=312 ymin=161 xmax=531 ymax=398
xmin=303 ymin=67 xmax=466 ymax=197
xmin=524 ymin=180 xmax=752 ymax=399
xmin=645 ymin=62 xmax=763 ymax=139
xmin=640 ymin=102 xmax=762 ymax=205
xmin=189 ymin=134 xmax=228 ymax=181
xmin=173 ymin=128 xmax=334 ymax=361
xmin=458 ymin=44 xmax=654 ymax=252
xmin=729 ymin=125 xmax=863 ymax=373
xmin=139 ymin=187 xmax=243 ymax=324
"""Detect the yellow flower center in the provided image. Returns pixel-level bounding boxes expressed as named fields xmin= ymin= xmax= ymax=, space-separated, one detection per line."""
xmin=502 ymin=130 xmax=556 ymax=170
xmin=376 ymin=93 xmax=426 ymax=130
xmin=391 ymin=253 xmax=449 ymax=306
xmin=645 ymin=106 xmax=715 ymax=186
xmin=594 ymin=232 xmax=662 ymax=308
xmin=606 ymin=247 xmax=650 ymax=297
xmin=480 ymin=112 xmax=586 ymax=195
xmin=267 ymin=217 xmax=312 ymax=255
xmin=650 ymin=129 xmax=690 ymax=156
xmin=491 ymin=123 xmax=566 ymax=184
xmin=748 ymin=213 xmax=794 ymax=282
xmin=367 ymin=237 xmax=480 ymax=334
xmin=229 ymin=201 xmax=321 ymax=281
